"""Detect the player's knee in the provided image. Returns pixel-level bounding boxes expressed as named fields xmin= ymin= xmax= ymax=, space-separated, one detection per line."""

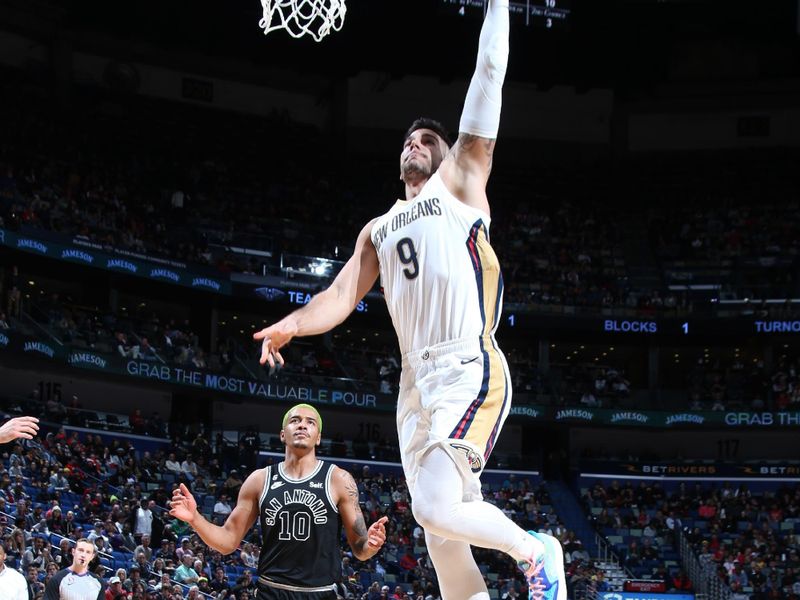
xmin=424 ymin=533 xmax=448 ymax=554
xmin=411 ymin=501 xmax=441 ymax=533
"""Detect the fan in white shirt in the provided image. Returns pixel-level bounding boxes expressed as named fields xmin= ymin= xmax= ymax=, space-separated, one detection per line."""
xmin=164 ymin=453 xmax=182 ymax=474
xmin=212 ymin=494 xmax=232 ymax=521
xmin=134 ymin=500 xmax=155 ymax=537
xmin=180 ymin=457 xmax=199 ymax=481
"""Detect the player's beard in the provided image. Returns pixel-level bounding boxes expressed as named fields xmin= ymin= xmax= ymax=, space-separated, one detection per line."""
xmin=402 ymin=157 xmax=431 ymax=182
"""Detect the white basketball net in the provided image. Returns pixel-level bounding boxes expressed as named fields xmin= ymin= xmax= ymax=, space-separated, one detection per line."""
xmin=259 ymin=0 xmax=346 ymax=42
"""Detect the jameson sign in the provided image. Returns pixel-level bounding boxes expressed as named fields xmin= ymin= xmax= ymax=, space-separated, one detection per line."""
xmin=508 ymin=405 xmax=800 ymax=428
xmin=508 ymin=406 xmax=542 ymax=419
xmin=0 ymin=228 xmax=231 ymax=294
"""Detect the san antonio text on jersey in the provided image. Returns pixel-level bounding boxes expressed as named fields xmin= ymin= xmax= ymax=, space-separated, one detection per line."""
xmin=257 ymin=461 xmax=341 ymax=591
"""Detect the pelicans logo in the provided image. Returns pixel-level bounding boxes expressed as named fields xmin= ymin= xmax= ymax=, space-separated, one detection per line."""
xmin=450 ymin=442 xmax=483 ymax=473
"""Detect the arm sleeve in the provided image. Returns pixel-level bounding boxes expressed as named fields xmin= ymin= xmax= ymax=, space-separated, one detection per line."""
xmin=458 ymin=0 xmax=510 ymax=138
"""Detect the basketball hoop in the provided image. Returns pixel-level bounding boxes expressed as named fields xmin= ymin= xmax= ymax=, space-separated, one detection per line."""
xmin=259 ymin=0 xmax=346 ymax=42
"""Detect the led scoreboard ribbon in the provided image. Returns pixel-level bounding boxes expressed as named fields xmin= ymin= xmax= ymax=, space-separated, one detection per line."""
xmin=441 ymin=0 xmax=571 ymax=29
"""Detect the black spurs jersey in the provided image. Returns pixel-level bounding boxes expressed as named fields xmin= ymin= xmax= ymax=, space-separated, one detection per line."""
xmin=258 ymin=461 xmax=341 ymax=589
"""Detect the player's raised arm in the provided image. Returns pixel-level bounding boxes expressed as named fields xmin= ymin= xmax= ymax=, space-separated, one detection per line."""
xmin=440 ymin=0 xmax=509 ymax=205
xmin=169 ymin=472 xmax=263 ymax=555
xmin=253 ymin=218 xmax=381 ymax=367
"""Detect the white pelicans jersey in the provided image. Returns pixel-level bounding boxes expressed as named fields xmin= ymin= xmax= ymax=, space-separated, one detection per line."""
xmin=370 ymin=171 xmax=504 ymax=356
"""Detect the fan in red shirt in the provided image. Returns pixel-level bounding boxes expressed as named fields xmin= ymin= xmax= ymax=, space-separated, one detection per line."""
xmin=399 ymin=547 xmax=418 ymax=572
xmin=672 ymin=570 xmax=693 ymax=591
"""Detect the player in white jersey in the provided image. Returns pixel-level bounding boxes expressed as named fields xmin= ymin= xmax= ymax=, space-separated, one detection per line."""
xmin=254 ymin=2 xmax=566 ymax=599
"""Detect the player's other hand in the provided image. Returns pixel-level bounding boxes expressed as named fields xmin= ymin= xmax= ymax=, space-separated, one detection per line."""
xmin=253 ymin=319 xmax=298 ymax=368
xmin=0 ymin=416 xmax=39 ymax=444
xmin=367 ymin=516 xmax=389 ymax=549
xmin=169 ymin=483 xmax=198 ymax=524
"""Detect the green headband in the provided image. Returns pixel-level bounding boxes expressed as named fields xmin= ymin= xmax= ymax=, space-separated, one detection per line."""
xmin=282 ymin=403 xmax=322 ymax=433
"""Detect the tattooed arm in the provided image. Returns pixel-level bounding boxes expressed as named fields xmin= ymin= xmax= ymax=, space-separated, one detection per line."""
xmin=439 ymin=134 xmax=498 ymax=215
xmin=334 ymin=467 xmax=388 ymax=561
xmin=438 ymin=0 xmax=508 ymax=215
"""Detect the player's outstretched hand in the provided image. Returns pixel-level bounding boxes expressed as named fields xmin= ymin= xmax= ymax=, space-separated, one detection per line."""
xmin=0 ymin=416 xmax=39 ymax=444
xmin=367 ymin=516 xmax=389 ymax=550
xmin=170 ymin=483 xmax=198 ymax=524
xmin=253 ymin=319 xmax=299 ymax=368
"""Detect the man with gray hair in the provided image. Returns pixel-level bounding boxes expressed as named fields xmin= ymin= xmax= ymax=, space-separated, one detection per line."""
xmin=173 ymin=553 xmax=199 ymax=585
xmin=133 ymin=534 xmax=152 ymax=562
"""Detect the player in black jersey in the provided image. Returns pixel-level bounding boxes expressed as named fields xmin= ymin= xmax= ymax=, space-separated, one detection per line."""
xmin=170 ymin=403 xmax=388 ymax=599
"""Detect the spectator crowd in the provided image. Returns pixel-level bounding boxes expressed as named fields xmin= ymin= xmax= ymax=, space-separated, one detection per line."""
xmin=1 ymin=399 xmax=588 ymax=600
